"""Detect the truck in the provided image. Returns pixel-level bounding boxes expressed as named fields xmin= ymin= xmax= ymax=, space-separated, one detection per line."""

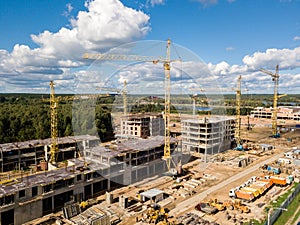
xmin=270 ymin=176 xmax=292 ymax=186
xmin=229 ymin=189 xmax=255 ymax=202
xmin=249 ymin=180 xmax=272 ymax=195
xmin=240 ymin=187 xmax=260 ymax=198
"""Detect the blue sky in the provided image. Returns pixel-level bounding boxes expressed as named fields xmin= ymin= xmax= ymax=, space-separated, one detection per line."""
xmin=0 ymin=0 xmax=300 ymax=94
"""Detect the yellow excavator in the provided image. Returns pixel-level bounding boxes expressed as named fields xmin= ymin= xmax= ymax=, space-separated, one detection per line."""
xmin=144 ymin=205 xmax=176 ymax=224
xmin=207 ymin=198 xmax=225 ymax=211
xmin=223 ymin=199 xmax=250 ymax=213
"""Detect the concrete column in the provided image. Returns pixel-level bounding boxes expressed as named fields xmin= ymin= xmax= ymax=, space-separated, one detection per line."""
xmin=52 ymin=196 xmax=54 ymax=212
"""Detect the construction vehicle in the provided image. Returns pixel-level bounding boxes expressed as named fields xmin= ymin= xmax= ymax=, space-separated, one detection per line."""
xmin=240 ymin=187 xmax=260 ymax=198
xmin=229 ymin=188 xmax=255 ymax=202
xmin=267 ymin=165 xmax=281 ymax=175
xmin=80 ymin=201 xmax=89 ymax=209
xmin=229 ymin=200 xmax=250 ymax=213
xmin=270 ymin=176 xmax=292 ymax=186
xmin=195 ymin=202 xmax=218 ymax=214
xmin=260 ymin=164 xmax=281 ymax=175
xmin=207 ymin=198 xmax=225 ymax=211
xmin=250 ymin=180 xmax=273 ymax=194
xmin=144 ymin=205 xmax=175 ymax=224
xmin=222 ymin=199 xmax=250 ymax=213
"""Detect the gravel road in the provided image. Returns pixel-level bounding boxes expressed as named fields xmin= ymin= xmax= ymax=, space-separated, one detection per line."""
xmin=170 ymin=152 xmax=285 ymax=216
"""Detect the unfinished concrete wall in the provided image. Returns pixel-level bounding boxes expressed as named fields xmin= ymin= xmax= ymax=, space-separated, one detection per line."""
xmin=15 ymin=200 xmax=43 ymax=225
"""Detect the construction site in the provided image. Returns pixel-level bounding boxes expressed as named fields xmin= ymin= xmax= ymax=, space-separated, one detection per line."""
xmin=1 ymin=40 xmax=300 ymax=225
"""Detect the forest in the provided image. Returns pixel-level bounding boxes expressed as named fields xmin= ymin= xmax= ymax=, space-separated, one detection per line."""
xmin=0 ymin=94 xmax=115 ymax=144
xmin=0 ymin=93 xmax=300 ymax=144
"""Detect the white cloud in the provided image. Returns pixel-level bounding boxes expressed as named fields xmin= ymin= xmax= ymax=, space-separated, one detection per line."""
xmin=194 ymin=0 xmax=218 ymax=7
xmin=293 ymin=36 xmax=300 ymax=41
xmin=74 ymin=0 xmax=150 ymax=51
xmin=0 ymin=0 xmax=299 ymax=95
xmin=63 ymin=3 xmax=74 ymax=17
xmin=0 ymin=0 xmax=151 ymax=92
xmin=226 ymin=46 xmax=234 ymax=51
xmin=66 ymin=3 xmax=73 ymax=13
xmin=242 ymin=47 xmax=300 ymax=70
xmin=147 ymin=0 xmax=165 ymax=6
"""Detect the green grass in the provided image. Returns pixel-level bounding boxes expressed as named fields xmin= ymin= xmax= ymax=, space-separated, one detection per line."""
xmin=291 ymin=205 xmax=300 ymax=224
xmin=273 ymin=184 xmax=300 ymax=225
xmin=246 ymin=219 xmax=265 ymax=225
xmin=244 ymin=183 xmax=300 ymax=225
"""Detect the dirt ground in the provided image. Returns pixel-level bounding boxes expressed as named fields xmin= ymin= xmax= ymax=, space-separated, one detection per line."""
xmin=128 ymin=116 xmax=300 ymax=225
xmin=27 ymin=116 xmax=300 ymax=225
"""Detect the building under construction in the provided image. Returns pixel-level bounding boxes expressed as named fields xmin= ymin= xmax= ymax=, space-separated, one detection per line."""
xmin=181 ymin=116 xmax=235 ymax=154
xmin=0 ymin=135 xmax=178 ymax=225
xmin=0 ymin=135 xmax=99 ymax=172
xmin=250 ymin=106 xmax=300 ymax=121
xmin=118 ymin=113 xmax=165 ymax=139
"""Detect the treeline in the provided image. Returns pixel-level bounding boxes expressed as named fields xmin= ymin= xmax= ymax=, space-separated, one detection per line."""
xmin=0 ymin=94 xmax=114 ymax=144
xmin=1 ymin=93 xmax=300 ymax=144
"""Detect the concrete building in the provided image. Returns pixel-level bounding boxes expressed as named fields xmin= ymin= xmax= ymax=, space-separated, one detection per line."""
xmin=250 ymin=106 xmax=300 ymax=121
xmin=119 ymin=113 xmax=164 ymax=139
xmin=181 ymin=116 xmax=235 ymax=155
xmin=0 ymin=135 xmax=178 ymax=225
xmin=84 ymin=136 xmax=178 ymax=185
xmin=0 ymin=135 xmax=99 ymax=172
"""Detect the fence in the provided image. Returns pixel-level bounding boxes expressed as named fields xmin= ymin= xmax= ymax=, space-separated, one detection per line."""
xmin=265 ymin=183 xmax=300 ymax=225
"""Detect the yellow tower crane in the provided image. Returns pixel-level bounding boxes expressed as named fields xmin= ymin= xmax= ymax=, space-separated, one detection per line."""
xmin=122 ymin=80 xmax=127 ymax=116
xmin=259 ymin=65 xmax=288 ymax=138
xmin=235 ymin=75 xmax=242 ymax=146
xmin=83 ymin=39 xmax=177 ymax=171
xmin=49 ymin=81 xmax=59 ymax=163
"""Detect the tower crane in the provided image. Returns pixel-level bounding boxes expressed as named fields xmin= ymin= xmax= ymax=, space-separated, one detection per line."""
xmin=122 ymin=80 xmax=127 ymax=116
xmin=189 ymin=88 xmax=206 ymax=118
xmin=259 ymin=65 xmax=281 ymax=138
xmin=49 ymin=81 xmax=59 ymax=164
xmin=235 ymin=75 xmax=242 ymax=146
xmin=96 ymin=80 xmax=127 ymax=116
xmin=83 ymin=39 xmax=178 ymax=172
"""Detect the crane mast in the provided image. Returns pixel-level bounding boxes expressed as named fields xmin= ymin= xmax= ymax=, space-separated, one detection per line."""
xmin=235 ymin=75 xmax=242 ymax=145
xmin=163 ymin=39 xmax=171 ymax=170
xmin=83 ymin=39 xmax=175 ymax=171
xmin=122 ymin=80 xmax=127 ymax=116
xmin=50 ymin=81 xmax=59 ymax=163
xmin=259 ymin=65 xmax=279 ymax=137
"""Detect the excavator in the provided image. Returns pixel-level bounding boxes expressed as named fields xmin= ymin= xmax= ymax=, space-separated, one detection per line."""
xmin=143 ymin=204 xmax=176 ymax=224
xmin=223 ymin=199 xmax=250 ymax=213
xmin=207 ymin=198 xmax=225 ymax=211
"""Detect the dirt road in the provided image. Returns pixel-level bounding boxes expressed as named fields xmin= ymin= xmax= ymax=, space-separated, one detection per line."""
xmin=169 ymin=152 xmax=285 ymax=216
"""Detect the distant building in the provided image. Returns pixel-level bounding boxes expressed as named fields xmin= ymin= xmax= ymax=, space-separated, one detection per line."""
xmin=250 ymin=106 xmax=300 ymax=121
xmin=118 ymin=113 xmax=164 ymax=139
xmin=181 ymin=116 xmax=235 ymax=154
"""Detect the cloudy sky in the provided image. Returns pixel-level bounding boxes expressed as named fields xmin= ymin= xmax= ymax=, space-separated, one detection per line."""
xmin=0 ymin=0 xmax=300 ymax=94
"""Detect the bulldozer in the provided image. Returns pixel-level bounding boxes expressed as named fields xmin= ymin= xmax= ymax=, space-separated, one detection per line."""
xmin=143 ymin=205 xmax=176 ymax=224
xmin=223 ymin=199 xmax=250 ymax=213
xmin=207 ymin=198 xmax=225 ymax=211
